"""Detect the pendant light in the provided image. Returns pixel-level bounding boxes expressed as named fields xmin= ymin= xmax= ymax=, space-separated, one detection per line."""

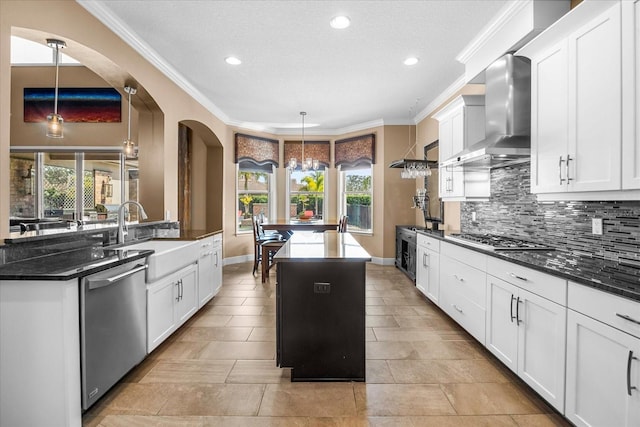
xmin=46 ymin=39 xmax=66 ymax=138
xmin=288 ymin=112 xmax=318 ymax=172
xmin=123 ymin=85 xmax=137 ymax=157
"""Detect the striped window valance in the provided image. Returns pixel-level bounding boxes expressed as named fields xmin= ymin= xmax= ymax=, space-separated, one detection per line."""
xmin=284 ymin=140 xmax=330 ymax=170
xmin=335 ymin=133 xmax=376 ymax=170
xmin=235 ymin=133 xmax=279 ymax=172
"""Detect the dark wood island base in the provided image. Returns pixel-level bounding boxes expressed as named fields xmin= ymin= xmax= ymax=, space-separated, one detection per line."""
xmin=274 ymin=231 xmax=371 ymax=382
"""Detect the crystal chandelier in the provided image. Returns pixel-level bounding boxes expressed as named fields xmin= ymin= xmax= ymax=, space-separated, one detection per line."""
xmin=288 ymin=112 xmax=319 ymax=172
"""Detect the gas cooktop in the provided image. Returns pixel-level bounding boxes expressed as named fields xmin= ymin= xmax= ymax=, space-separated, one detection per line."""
xmin=445 ymin=233 xmax=554 ymax=251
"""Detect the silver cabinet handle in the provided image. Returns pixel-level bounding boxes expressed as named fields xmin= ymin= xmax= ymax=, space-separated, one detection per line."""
xmin=452 ymin=304 xmax=463 ymax=313
xmin=453 ymin=274 xmax=464 ymax=282
xmin=510 ymin=294 xmax=517 ymax=323
xmin=200 ymin=251 xmax=213 ymax=258
xmin=201 ymin=242 xmax=211 ymax=248
xmin=616 ymin=313 xmax=640 ymax=326
xmin=214 ymin=252 xmax=219 ymax=267
xmin=516 ymin=296 xmax=523 ymax=325
xmin=627 ymin=350 xmax=638 ymax=396
xmin=566 ymin=154 xmax=573 ymax=182
xmin=559 ymin=156 xmax=565 ymax=184
xmin=175 ymin=281 xmax=181 ymax=302
xmin=87 ymin=264 xmax=147 ymax=290
xmin=508 ymin=272 xmax=528 ymax=282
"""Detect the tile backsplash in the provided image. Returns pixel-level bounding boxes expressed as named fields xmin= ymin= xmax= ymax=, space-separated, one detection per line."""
xmin=461 ymin=162 xmax=640 ymax=266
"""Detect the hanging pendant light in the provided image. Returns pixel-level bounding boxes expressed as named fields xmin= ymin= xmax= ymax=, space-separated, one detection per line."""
xmin=123 ymin=85 xmax=137 ymax=158
xmin=46 ymin=39 xmax=66 ymax=138
xmin=288 ymin=111 xmax=318 ymax=172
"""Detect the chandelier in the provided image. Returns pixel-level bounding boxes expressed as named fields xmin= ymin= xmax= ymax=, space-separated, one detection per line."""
xmin=288 ymin=112 xmax=319 ymax=172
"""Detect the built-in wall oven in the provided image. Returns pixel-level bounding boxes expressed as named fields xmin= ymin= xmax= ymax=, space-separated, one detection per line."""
xmin=80 ymin=260 xmax=147 ymax=410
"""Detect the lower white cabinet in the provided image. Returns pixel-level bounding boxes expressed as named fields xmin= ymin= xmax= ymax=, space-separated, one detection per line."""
xmin=486 ymin=275 xmax=567 ymax=412
xmin=439 ymin=243 xmax=487 ymax=344
xmin=147 ymin=263 xmax=198 ymax=352
xmin=565 ymin=282 xmax=640 ymax=427
xmin=415 ymin=234 xmax=440 ymax=304
xmin=197 ymin=233 xmax=223 ymax=308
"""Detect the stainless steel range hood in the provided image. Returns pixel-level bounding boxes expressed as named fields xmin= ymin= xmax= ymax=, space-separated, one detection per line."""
xmin=441 ymin=53 xmax=531 ymax=169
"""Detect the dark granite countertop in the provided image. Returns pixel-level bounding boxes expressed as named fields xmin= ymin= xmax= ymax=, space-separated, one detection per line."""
xmin=156 ymin=228 xmax=223 ymax=241
xmin=0 ymin=247 xmax=153 ymax=281
xmin=274 ymin=231 xmax=371 ymax=262
xmin=415 ymin=229 xmax=640 ymax=303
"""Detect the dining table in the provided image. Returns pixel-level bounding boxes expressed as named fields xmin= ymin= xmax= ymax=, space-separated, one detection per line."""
xmin=260 ymin=219 xmax=339 ymax=235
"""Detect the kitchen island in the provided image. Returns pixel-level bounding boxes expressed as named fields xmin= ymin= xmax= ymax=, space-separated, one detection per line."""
xmin=274 ymin=231 xmax=371 ymax=381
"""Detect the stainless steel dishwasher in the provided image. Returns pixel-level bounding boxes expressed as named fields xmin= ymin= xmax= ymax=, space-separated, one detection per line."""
xmin=80 ymin=260 xmax=147 ymax=410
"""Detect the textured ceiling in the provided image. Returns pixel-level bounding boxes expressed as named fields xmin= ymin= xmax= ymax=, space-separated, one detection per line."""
xmin=80 ymin=0 xmax=508 ymax=134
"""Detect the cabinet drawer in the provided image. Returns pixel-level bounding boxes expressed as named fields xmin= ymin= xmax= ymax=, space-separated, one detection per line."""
xmin=441 ymin=255 xmax=486 ymax=309
xmin=198 ymin=236 xmax=215 ymax=253
xmin=441 ymin=286 xmax=486 ymax=344
xmin=568 ymin=281 xmax=640 ymax=339
xmin=441 ymin=242 xmax=487 ymax=271
xmin=417 ymin=233 xmax=440 ymax=252
xmin=487 ymin=257 xmax=567 ymax=305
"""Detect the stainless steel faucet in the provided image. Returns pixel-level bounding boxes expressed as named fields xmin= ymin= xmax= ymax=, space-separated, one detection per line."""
xmin=117 ymin=200 xmax=148 ymax=244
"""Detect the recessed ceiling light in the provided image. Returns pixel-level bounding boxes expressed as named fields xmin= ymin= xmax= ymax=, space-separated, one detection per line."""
xmin=330 ymin=15 xmax=351 ymax=29
xmin=225 ymin=56 xmax=242 ymax=65
xmin=404 ymin=57 xmax=419 ymax=66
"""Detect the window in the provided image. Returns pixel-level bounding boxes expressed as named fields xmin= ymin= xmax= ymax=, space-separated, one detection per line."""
xmin=237 ymin=166 xmax=274 ymax=233
xmin=9 ymin=148 xmax=134 ymax=223
xmin=288 ymin=169 xmax=325 ymax=220
xmin=340 ymin=166 xmax=373 ymax=233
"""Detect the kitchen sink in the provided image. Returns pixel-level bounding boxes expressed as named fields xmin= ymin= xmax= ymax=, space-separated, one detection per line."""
xmin=121 ymin=239 xmax=200 ymax=282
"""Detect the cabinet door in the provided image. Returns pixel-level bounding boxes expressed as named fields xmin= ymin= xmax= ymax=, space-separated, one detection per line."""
xmin=623 ymin=0 xmax=640 ymax=189
xmin=415 ymin=245 xmax=428 ymax=296
xmin=486 ymin=276 xmax=519 ymax=373
xmin=198 ymin=250 xmax=214 ymax=308
xmin=567 ymin=2 xmax=622 ymax=192
xmin=566 ymin=310 xmax=640 ymax=427
xmin=530 ymin=40 xmax=569 ymax=194
xmin=147 ymin=277 xmax=177 ymax=352
xmin=425 ymin=250 xmax=440 ymax=305
xmin=439 ymin=118 xmax=454 ymax=198
xmin=517 ymin=289 xmax=566 ymax=413
xmin=176 ymin=266 xmax=198 ymax=325
xmin=212 ymin=242 xmax=223 ymax=297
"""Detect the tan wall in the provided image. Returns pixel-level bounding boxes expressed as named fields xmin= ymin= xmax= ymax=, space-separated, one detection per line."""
xmin=415 ymin=84 xmax=485 ymax=231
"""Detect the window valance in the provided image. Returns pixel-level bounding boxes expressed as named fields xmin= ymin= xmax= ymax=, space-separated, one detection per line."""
xmin=235 ymin=133 xmax=279 ymax=172
xmin=334 ymin=133 xmax=376 ymax=170
xmin=284 ymin=140 xmax=330 ymax=170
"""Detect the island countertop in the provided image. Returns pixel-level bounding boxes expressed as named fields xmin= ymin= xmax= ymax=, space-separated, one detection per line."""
xmin=273 ymin=231 xmax=371 ymax=262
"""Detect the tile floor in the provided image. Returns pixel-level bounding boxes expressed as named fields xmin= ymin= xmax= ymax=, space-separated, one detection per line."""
xmin=83 ymin=262 xmax=572 ymax=427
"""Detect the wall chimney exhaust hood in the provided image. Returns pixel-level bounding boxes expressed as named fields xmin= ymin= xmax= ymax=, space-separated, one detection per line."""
xmin=441 ymin=53 xmax=531 ymax=169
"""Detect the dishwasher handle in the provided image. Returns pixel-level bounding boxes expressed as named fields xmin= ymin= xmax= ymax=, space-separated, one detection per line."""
xmin=87 ymin=264 xmax=147 ymax=290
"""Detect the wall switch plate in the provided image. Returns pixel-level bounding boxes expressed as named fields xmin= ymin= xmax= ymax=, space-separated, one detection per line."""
xmin=471 ymin=211 xmax=477 ymax=222
xmin=592 ymin=218 xmax=603 ymax=235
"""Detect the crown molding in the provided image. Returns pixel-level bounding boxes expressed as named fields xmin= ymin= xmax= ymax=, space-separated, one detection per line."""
xmin=455 ymin=0 xmax=531 ymax=64
xmin=413 ymin=74 xmax=466 ymax=123
xmin=77 ymin=0 xmax=230 ymax=123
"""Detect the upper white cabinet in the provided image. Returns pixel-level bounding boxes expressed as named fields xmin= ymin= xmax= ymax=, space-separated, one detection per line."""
xmin=433 ymin=95 xmax=489 ymax=201
xmin=622 ymin=0 xmax=640 ymax=189
xmin=520 ymin=0 xmax=640 ymax=200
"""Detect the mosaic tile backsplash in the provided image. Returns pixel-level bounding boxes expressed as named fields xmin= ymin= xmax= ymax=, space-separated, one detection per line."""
xmin=461 ymin=162 xmax=640 ymax=266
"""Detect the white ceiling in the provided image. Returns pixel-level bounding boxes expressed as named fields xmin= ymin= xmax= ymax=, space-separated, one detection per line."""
xmin=79 ymin=0 xmax=509 ymax=134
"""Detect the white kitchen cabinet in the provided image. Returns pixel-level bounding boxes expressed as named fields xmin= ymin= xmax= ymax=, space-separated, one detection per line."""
xmin=415 ymin=233 xmax=440 ymax=304
xmin=486 ymin=275 xmax=567 ymax=412
xmin=433 ymin=95 xmax=488 ymax=201
xmin=212 ymin=233 xmax=223 ymax=297
xmin=147 ymin=263 xmax=198 ymax=352
xmin=622 ymin=0 xmax=640 ymax=189
xmin=439 ymin=242 xmax=487 ymax=344
xmin=565 ymin=281 xmax=640 ymax=427
xmin=197 ymin=236 xmax=215 ymax=308
xmin=521 ymin=1 xmax=633 ymax=199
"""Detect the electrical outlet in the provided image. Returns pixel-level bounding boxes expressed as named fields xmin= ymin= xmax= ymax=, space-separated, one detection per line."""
xmin=471 ymin=211 xmax=477 ymax=222
xmin=592 ymin=218 xmax=603 ymax=235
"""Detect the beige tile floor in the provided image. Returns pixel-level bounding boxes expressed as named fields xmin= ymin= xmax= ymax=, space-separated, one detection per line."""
xmin=83 ymin=262 xmax=572 ymax=427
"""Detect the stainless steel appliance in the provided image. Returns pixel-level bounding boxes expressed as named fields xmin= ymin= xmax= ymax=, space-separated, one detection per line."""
xmin=80 ymin=261 xmax=147 ymax=410
xmin=396 ymin=226 xmax=418 ymax=280
xmin=446 ymin=233 xmax=553 ymax=251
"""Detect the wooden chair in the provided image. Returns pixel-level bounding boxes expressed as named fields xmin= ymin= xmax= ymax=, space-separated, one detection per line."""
xmin=338 ymin=215 xmax=348 ymax=232
xmin=261 ymin=239 xmax=284 ymax=283
xmin=252 ymin=216 xmax=283 ymax=276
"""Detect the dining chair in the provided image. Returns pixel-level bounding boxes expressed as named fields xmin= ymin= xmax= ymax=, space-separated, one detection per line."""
xmin=261 ymin=239 xmax=285 ymax=283
xmin=252 ymin=216 xmax=283 ymax=276
xmin=338 ymin=215 xmax=348 ymax=232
